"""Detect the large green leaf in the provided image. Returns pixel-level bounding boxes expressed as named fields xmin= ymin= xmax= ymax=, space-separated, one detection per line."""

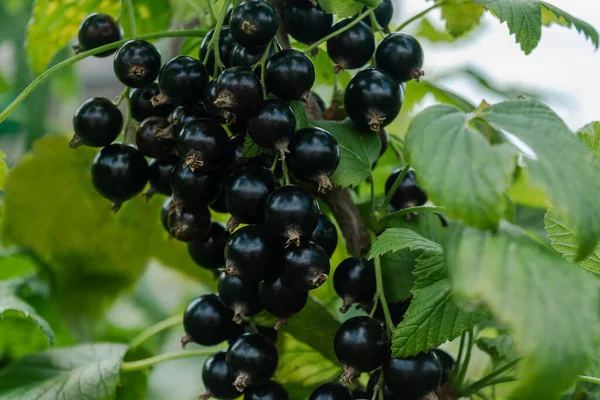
xmin=0 ymin=150 xmax=7 ymax=190
xmin=445 ymin=222 xmax=600 ymax=399
xmin=541 ymin=2 xmax=599 ymax=49
xmin=119 ymin=0 xmax=172 ymax=38
xmin=440 ymin=1 xmax=484 ymax=37
xmin=380 ymin=250 xmax=415 ymax=303
xmin=416 ymin=19 xmax=455 ymax=43
xmin=316 ymin=0 xmax=372 ymax=18
xmin=577 ymin=122 xmax=600 ymax=157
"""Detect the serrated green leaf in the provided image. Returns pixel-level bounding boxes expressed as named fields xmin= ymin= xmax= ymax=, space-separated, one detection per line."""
xmin=368 ymin=228 xmax=442 ymax=260
xmin=577 ymin=122 xmax=600 ymax=157
xmin=119 ymin=0 xmax=172 ymax=38
xmin=403 ymin=80 xmax=475 ymax=115
xmin=441 ymin=2 xmax=484 ymax=37
xmin=380 ymin=250 xmax=415 ymax=303
xmin=445 ymin=222 xmax=600 ymax=399
xmin=476 ymin=334 xmax=517 ymax=363
xmin=317 ymin=0 xmax=363 ymax=18
xmin=242 ymin=135 xmax=271 ymax=158
xmin=541 ymin=2 xmax=599 ymax=49
xmin=290 ymin=100 xmax=309 ymax=130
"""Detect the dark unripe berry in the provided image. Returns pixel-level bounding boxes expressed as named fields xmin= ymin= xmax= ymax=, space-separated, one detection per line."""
xmin=384 ymin=169 xmax=427 ymax=210
xmin=147 ymin=155 xmax=178 ymax=197
xmin=113 ymin=40 xmax=161 ymax=88
xmin=214 ymin=67 xmax=262 ymax=115
xmin=231 ymin=44 xmax=275 ymax=77
xmin=130 ymin=83 xmax=175 ymax=122
xmin=91 ymin=144 xmax=148 ymax=211
xmin=224 ymin=225 xmax=276 ymax=281
xmin=76 ymin=13 xmax=122 ymax=57
xmin=227 ymin=333 xmax=279 ymax=391
xmin=264 ymin=185 xmax=320 ymax=245
xmin=218 ymin=272 xmax=263 ymax=323
xmin=247 ymin=99 xmax=296 ymax=152
xmin=230 ymin=1 xmax=280 ymax=48
xmin=201 ymin=351 xmax=240 ymax=400
xmin=344 ymin=68 xmax=403 ymax=132
xmin=310 ymin=213 xmax=338 ymax=258
xmin=333 ymin=257 xmax=376 ymax=313
xmin=188 ymin=223 xmax=229 ymax=270
xmin=287 ymin=127 xmax=340 ymax=192
xmin=199 ymin=28 xmax=236 ymax=76
xmin=334 ymin=316 xmax=389 ymax=383
xmin=160 ymin=197 xmax=174 ymax=233
xmin=327 ymin=20 xmax=374 ymax=71
xmin=177 ymin=119 xmax=229 ymax=171
xmin=71 ymin=97 xmax=123 ymax=148
xmin=309 ymin=383 xmax=352 ymax=400
xmin=224 ymin=134 xmax=272 ymax=173
xmin=156 ymin=56 xmax=209 ymax=106
xmin=182 ymin=294 xmax=239 ymax=347
xmin=383 ymin=352 xmax=442 ymax=399
xmin=281 ymin=241 xmax=330 ymax=291
xmin=284 ymin=1 xmax=332 ymax=44
xmin=171 ymin=164 xmax=223 ymax=209
xmin=225 ymin=166 xmax=279 ymax=227
xmin=259 ymin=277 xmax=308 ymax=330
xmin=244 ymin=381 xmax=289 ymax=400
xmin=265 ymin=49 xmax=315 ymax=101
xmin=169 ymin=105 xmax=210 ymax=138
xmin=168 ymin=206 xmax=212 ymax=242
xmin=136 ymin=117 xmax=174 ymax=159
xmin=376 ymin=33 xmax=424 ymax=83
xmin=431 ymin=349 xmax=454 ymax=384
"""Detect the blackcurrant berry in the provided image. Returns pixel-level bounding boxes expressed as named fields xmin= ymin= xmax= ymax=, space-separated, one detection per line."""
xmin=309 ymin=383 xmax=352 ymax=400
xmin=171 ymin=164 xmax=223 ymax=209
xmin=218 ymin=272 xmax=263 ymax=323
xmin=281 ymin=241 xmax=330 ymax=291
xmin=265 ymin=49 xmax=315 ymax=101
xmin=378 ymin=128 xmax=389 ymax=157
xmin=284 ymin=1 xmax=332 ymax=44
xmin=366 ymin=372 xmax=400 ymax=400
xmin=71 ymin=97 xmax=123 ymax=148
xmin=431 ymin=349 xmax=454 ymax=384
xmin=310 ymin=213 xmax=338 ymax=258
xmin=244 ymin=380 xmax=289 ymax=400
xmin=130 ymin=83 xmax=175 ymax=122
xmin=75 ymin=13 xmax=122 ymax=57
xmin=224 ymin=225 xmax=276 ymax=281
xmin=113 ymin=40 xmax=161 ymax=88
xmin=247 ymin=99 xmax=296 ymax=153
xmin=334 ymin=316 xmax=389 ymax=383
xmin=169 ymin=105 xmax=211 ymax=138
xmin=311 ymin=91 xmax=327 ymax=113
xmin=210 ymin=189 xmax=229 ymax=214
xmin=259 ymin=277 xmax=308 ymax=329
xmin=229 ymin=0 xmax=279 ymax=48
xmin=344 ymin=68 xmax=403 ymax=132
xmin=372 ymin=299 xmax=411 ymax=326
xmin=203 ymin=79 xmax=228 ymax=122
xmin=264 ymin=185 xmax=320 ymax=245
xmin=168 ymin=205 xmax=212 ymax=242
xmin=384 ymin=169 xmax=427 ymax=210
xmin=224 ymin=134 xmax=272 ymax=173
xmin=214 ymin=67 xmax=262 ymax=115
xmin=188 ymin=223 xmax=229 ymax=271
xmin=327 ymin=19 xmax=374 ymax=71
xmin=156 ymin=56 xmax=209 ymax=106
xmin=231 ymin=44 xmax=275 ymax=77
xmin=333 ymin=257 xmax=376 ymax=313
xmin=383 ymin=352 xmax=442 ymax=399
xmin=376 ymin=33 xmax=424 ymax=83
xmin=146 ymin=155 xmax=178 ymax=198
xmin=199 ymin=27 xmax=237 ymax=76
xmin=160 ymin=197 xmax=174 ymax=233
xmin=135 ymin=117 xmax=174 ymax=159
xmin=227 ymin=333 xmax=279 ymax=391
xmin=287 ymin=127 xmax=340 ymax=192
xmin=177 ymin=119 xmax=229 ymax=171
xmin=225 ymin=166 xmax=279 ymax=228
xmin=374 ymin=0 xmax=394 ymax=30
xmin=200 ymin=350 xmax=240 ymax=400
xmin=182 ymin=294 xmax=239 ymax=347
xmin=233 ymin=324 xmax=279 ymax=345
xmin=91 ymin=144 xmax=149 ymax=211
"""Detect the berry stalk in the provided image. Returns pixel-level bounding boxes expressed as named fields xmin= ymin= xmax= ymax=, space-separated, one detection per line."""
xmin=374 ymin=255 xmax=394 ymax=336
xmin=394 ymin=0 xmax=450 ymax=32
xmin=208 ymin=0 xmax=233 ymax=77
xmin=129 ymin=314 xmax=182 ymax=349
xmin=378 ymin=164 xmax=410 ymax=213
xmin=122 ymin=348 xmax=224 ymax=372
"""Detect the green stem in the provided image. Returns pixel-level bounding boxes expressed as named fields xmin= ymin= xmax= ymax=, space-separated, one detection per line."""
xmin=209 ymin=0 xmax=233 ymax=77
xmin=394 ymin=1 xmax=449 ymax=32
xmin=374 ymin=255 xmax=393 ymax=336
xmin=463 ymin=357 xmax=522 ymax=395
xmin=126 ymin=0 xmax=137 ymax=38
xmin=282 ymin=157 xmax=291 ymax=185
xmin=129 ymin=315 xmax=182 ymax=349
xmin=474 ymin=392 xmax=492 ymax=400
xmin=270 ymin=154 xmax=279 ymax=172
xmin=456 ymin=329 xmax=474 ymax=389
xmin=122 ymin=87 xmax=132 ymax=144
xmin=580 ymin=375 xmax=600 ymax=385
xmin=378 ymin=206 xmax=445 ymax=226
xmin=378 ymin=164 xmax=410 ymax=213
xmin=206 ymin=0 xmax=217 ymax=24
xmin=369 ymin=172 xmax=376 ymax=215
xmin=304 ymin=8 xmax=375 ymax=54
xmin=455 ymin=332 xmax=466 ymax=380
xmin=122 ymin=348 xmax=220 ymax=372
xmin=256 ymin=40 xmax=274 ymax=98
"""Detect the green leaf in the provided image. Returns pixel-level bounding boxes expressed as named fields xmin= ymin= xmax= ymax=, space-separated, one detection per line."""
xmin=403 ymin=80 xmax=475 ymax=115
xmin=416 ymin=18 xmax=455 ymax=43
xmin=0 ymin=150 xmax=7 ymax=190
xmin=316 ymin=0 xmax=364 ymax=18
xmin=0 ymin=73 xmax=9 ymax=94
xmin=380 ymin=250 xmax=415 ymax=303
xmin=445 ymin=222 xmax=600 ymax=399
xmin=0 ymin=343 xmax=127 ymax=399
xmin=119 ymin=0 xmax=172 ymax=37
xmin=368 ymin=228 xmax=442 ymax=260
xmin=242 ymin=135 xmax=271 ymax=158
xmin=290 ymin=100 xmax=309 ymax=130
xmin=541 ymin=2 xmax=599 ymax=49
xmin=577 ymin=121 xmax=600 ymax=157
xmin=440 ymin=2 xmax=484 ymax=37
xmin=476 ymin=334 xmax=517 ymax=363
xmin=310 ymin=120 xmax=380 ymax=188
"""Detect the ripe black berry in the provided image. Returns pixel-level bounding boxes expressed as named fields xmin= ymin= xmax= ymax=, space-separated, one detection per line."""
xmin=259 ymin=277 xmax=308 ymax=329
xmin=374 ymin=0 xmax=394 ymax=30
xmin=210 ymin=189 xmax=229 ymax=214
xmin=333 ymin=257 xmax=376 ymax=313
xmin=227 ymin=333 xmax=279 ymax=391
xmin=383 ymin=353 xmax=442 ymax=398
xmin=91 ymin=144 xmax=148 ymax=211
xmin=135 ymin=117 xmax=174 ymax=159
xmin=182 ymin=294 xmax=239 ymax=347
xmin=203 ymin=80 xmax=227 ymax=121
xmin=71 ymin=97 xmax=123 ymax=148
xmin=218 ymin=272 xmax=263 ymax=323
xmin=366 ymin=372 xmax=400 ymax=400
xmin=327 ymin=19 xmax=374 ymax=71
xmin=130 ymin=83 xmax=175 ymax=122
xmin=265 ymin=49 xmax=315 ymax=101
xmin=224 ymin=134 xmax=272 ymax=173
xmin=384 ymin=169 xmax=427 ymax=210
xmin=171 ymin=164 xmax=223 ymax=209
xmin=146 ymin=155 xmax=178 ymax=198
xmin=188 ymin=223 xmax=229 ymax=270
xmin=156 ymin=56 xmax=209 ymax=106
xmin=287 ymin=127 xmax=340 ymax=192
xmin=244 ymin=380 xmax=289 ymax=400
xmin=247 ymin=99 xmax=296 ymax=154
xmin=214 ymin=67 xmax=263 ymax=115
xmin=376 ymin=33 xmax=424 ymax=83
xmin=177 ymin=119 xmax=229 ymax=171
xmin=113 ymin=40 xmax=161 ymax=88
xmin=169 ymin=105 xmax=211 ymax=138
xmin=431 ymin=349 xmax=454 ymax=384
xmin=310 ymin=213 xmax=338 ymax=258
xmin=168 ymin=205 xmax=212 ymax=242
xmin=160 ymin=197 xmax=173 ymax=233
xmin=75 ymin=13 xmax=122 ymax=57
xmin=264 ymin=185 xmax=320 ymax=245
xmin=334 ymin=316 xmax=389 ymax=383
xmin=344 ymin=68 xmax=403 ymax=132
xmin=284 ymin=1 xmax=332 ymax=44
xmin=231 ymin=44 xmax=275 ymax=77
xmin=229 ymin=1 xmax=279 ymax=48
xmin=372 ymin=299 xmax=411 ymax=326
xmin=199 ymin=27 xmax=236 ymax=76
xmin=200 ymin=350 xmax=240 ymax=400
xmin=224 ymin=225 xmax=276 ymax=280
xmin=309 ymin=383 xmax=352 ymax=400
xmin=281 ymin=241 xmax=330 ymax=291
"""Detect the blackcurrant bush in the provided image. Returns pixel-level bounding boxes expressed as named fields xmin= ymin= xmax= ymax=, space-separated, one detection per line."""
xmin=247 ymin=99 xmax=296 ymax=153
xmin=344 ymin=68 xmax=403 ymax=132
xmin=309 ymin=383 xmax=352 ymax=400
xmin=227 ymin=333 xmax=279 ymax=391
xmin=265 ymin=49 xmax=315 ymax=101
xmin=171 ymin=164 xmax=223 ymax=209
xmin=168 ymin=205 xmax=212 ymax=242
xmin=333 ymin=257 xmax=376 ymax=313
xmin=169 ymin=105 xmax=211 ymax=138
xmin=384 ymin=169 xmax=427 ymax=210
xmin=229 ymin=0 xmax=279 ymax=48
xmin=327 ymin=19 xmax=374 ymax=71
xmin=231 ymin=44 xmax=275 ymax=77
xmin=210 ymin=189 xmax=229 ymax=214
xmin=376 ymin=33 xmax=424 ymax=83
xmin=244 ymin=380 xmax=289 ymax=400
xmin=310 ymin=213 xmax=338 ymax=258
xmin=224 ymin=134 xmax=272 ymax=173
xmin=71 ymin=97 xmax=123 ymax=148
xmin=284 ymin=1 xmax=332 ymax=44
xmin=259 ymin=277 xmax=308 ymax=329
xmin=200 ymin=350 xmax=240 ymax=400
xmin=91 ymin=144 xmax=148 ymax=211
xmin=218 ymin=272 xmax=263 ymax=323
xmin=146 ymin=155 xmax=179 ymax=198
xmin=281 ymin=241 xmax=330 ymax=291
xmin=431 ymin=348 xmax=454 ymax=384
xmin=188 ymin=223 xmax=229 ymax=271
xmin=75 ymin=13 xmax=122 ymax=57
xmin=160 ymin=197 xmax=174 ymax=233
xmin=135 ymin=117 xmax=174 ymax=159
xmin=130 ymin=83 xmax=175 ymax=122
xmin=287 ymin=127 xmax=340 ymax=192
xmin=384 ymin=352 xmax=442 ymax=398
xmin=177 ymin=119 xmax=229 ymax=171
xmin=113 ymin=40 xmax=161 ymax=88
xmin=334 ymin=316 xmax=389 ymax=383
xmin=182 ymin=294 xmax=239 ymax=347
xmin=156 ymin=56 xmax=209 ymax=106
xmin=214 ymin=67 xmax=262 ymax=115
xmin=224 ymin=225 xmax=276 ymax=281
xmin=264 ymin=185 xmax=320 ymax=245
xmin=199 ymin=27 xmax=237 ymax=76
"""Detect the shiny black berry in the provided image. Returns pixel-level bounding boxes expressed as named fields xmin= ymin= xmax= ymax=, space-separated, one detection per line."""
xmin=366 ymin=372 xmax=400 ymax=400
xmin=91 ymin=144 xmax=148 ymax=211
xmin=224 ymin=225 xmax=276 ymax=281
xmin=311 ymin=91 xmax=327 ymax=113
xmin=265 ymin=49 xmax=315 ymax=101
xmin=327 ymin=19 xmax=374 ymax=71
xmin=333 ymin=257 xmax=376 ymax=313
xmin=171 ymin=164 xmax=223 ymax=208
xmin=334 ymin=316 xmax=389 ymax=383
xmin=227 ymin=333 xmax=279 ymax=391
xmin=224 ymin=134 xmax=272 ymax=173
xmin=203 ymin=80 xmax=227 ymax=121
xmin=169 ymin=105 xmax=210 ymax=138
xmin=372 ymin=299 xmax=411 ymax=326
xmin=75 ymin=13 xmax=122 ymax=57
xmin=281 ymin=241 xmax=330 ymax=291
xmin=309 ymin=383 xmax=352 ymax=400
xmin=146 ymin=155 xmax=178 ymax=198
xmin=376 ymin=33 xmax=424 ymax=83
xmin=218 ymin=272 xmax=263 ymax=323
xmin=344 ymin=68 xmax=403 ymax=132
xmin=160 ymin=197 xmax=173 ymax=232
xmin=199 ymin=27 xmax=236 ymax=76
xmin=284 ymin=1 xmax=332 ymax=44
xmin=287 ymin=127 xmax=339 ymax=192
xmin=225 ymin=166 xmax=279 ymax=227
xmin=71 ymin=97 xmax=123 ymax=148
xmin=214 ymin=67 xmax=262 ymax=115
xmin=432 ymin=349 xmax=454 ymax=384
xmin=210 ymin=189 xmax=229 ymax=214
xmin=230 ymin=0 xmax=280 ymax=48
xmin=182 ymin=294 xmax=239 ymax=347
xmin=383 ymin=352 xmax=442 ymax=399
xmin=156 ymin=56 xmax=209 ymax=106
xmin=136 ymin=117 xmax=174 ymax=159
xmin=259 ymin=277 xmax=308 ymax=330
xmin=168 ymin=205 xmax=212 ymax=242
xmin=188 ymin=223 xmax=229 ymax=270
xmin=374 ymin=0 xmax=394 ymax=30
xmin=177 ymin=119 xmax=229 ymax=171
xmin=247 ymin=99 xmax=296 ymax=153
xmin=384 ymin=169 xmax=427 ymax=210
xmin=244 ymin=381 xmax=289 ymax=400
xmin=231 ymin=44 xmax=275 ymax=77
xmin=130 ymin=83 xmax=175 ymax=122
xmin=113 ymin=40 xmax=161 ymax=88
xmin=200 ymin=350 xmax=240 ymax=400
xmin=310 ymin=213 xmax=338 ymax=258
